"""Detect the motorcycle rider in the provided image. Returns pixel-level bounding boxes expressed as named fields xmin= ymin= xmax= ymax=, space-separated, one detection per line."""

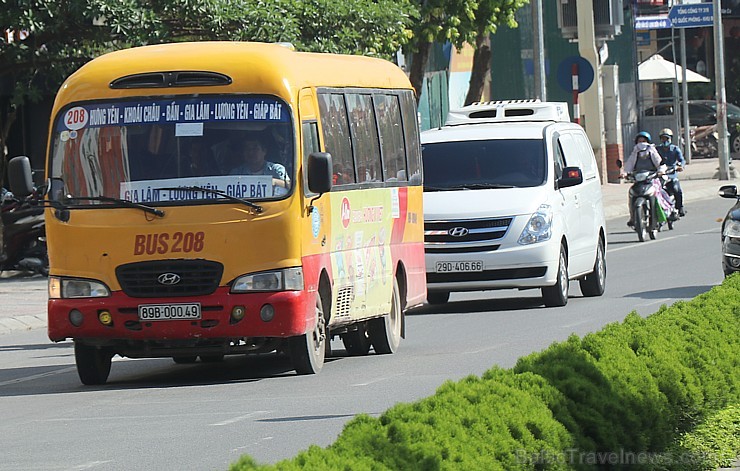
xmin=656 ymin=128 xmax=686 ymax=217
xmin=620 ymin=131 xmax=666 ymax=228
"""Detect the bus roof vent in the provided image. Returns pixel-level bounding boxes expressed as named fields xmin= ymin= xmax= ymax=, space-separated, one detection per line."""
xmin=110 ymin=71 xmax=232 ymax=89
xmin=445 ymin=100 xmax=571 ymax=125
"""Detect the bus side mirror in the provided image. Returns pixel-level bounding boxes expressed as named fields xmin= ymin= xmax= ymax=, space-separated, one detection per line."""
xmin=8 ymin=156 xmax=34 ymax=198
xmin=308 ymin=152 xmax=333 ymax=195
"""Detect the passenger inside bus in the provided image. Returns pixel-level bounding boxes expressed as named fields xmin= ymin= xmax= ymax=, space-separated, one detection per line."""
xmin=227 ymin=132 xmax=291 ymax=194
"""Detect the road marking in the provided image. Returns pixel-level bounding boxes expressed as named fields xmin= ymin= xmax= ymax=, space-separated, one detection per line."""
xmin=209 ymin=410 xmax=271 ymax=426
xmin=462 ymin=343 xmax=511 ymax=355
xmin=351 ymin=373 xmax=404 ymax=387
xmin=607 ymin=234 xmax=684 ymax=253
xmin=69 ymin=461 xmax=114 ymax=470
xmin=0 ymin=366 xmax=77 ymax=387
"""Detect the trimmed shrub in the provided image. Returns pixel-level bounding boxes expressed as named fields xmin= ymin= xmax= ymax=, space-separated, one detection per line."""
xmin=231 ymin=276 xmax=740 ymax=470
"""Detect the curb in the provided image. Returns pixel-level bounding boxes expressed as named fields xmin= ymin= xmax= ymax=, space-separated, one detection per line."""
xmin=0 ymin=314 xmax=46 ymax=335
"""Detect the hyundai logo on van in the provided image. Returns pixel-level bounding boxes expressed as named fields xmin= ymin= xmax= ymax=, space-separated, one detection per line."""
xmin=449 ymin=227 xmax=469 ymax=237
xmin=157 ymin=273 xmax=182 ymax=285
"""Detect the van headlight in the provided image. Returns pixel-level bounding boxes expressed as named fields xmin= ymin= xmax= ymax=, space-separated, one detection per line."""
xmin=49 ymin=276 xmax=111 ymax=299
xmin=518 ymin=204 xmax=553 ymax=245
xmin=231 ymin=267 xmax=304 ymax=293
xmin=724 ymin=220 xmax=740 ymax=238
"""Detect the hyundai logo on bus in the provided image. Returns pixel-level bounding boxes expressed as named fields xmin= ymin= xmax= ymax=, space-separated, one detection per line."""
xmin=157 ymin=273 xmax=182 ymax=285
xmin=448 ymin=227 xmax=469 ymax=237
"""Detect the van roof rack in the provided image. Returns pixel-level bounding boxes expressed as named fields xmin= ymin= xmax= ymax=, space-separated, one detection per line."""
xmin=445 ymin=100 xmax=571 ymax=126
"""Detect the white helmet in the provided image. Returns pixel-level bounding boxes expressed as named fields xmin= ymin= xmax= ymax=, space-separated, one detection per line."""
xmin=659 ymin=128 xmax=673 ymax=139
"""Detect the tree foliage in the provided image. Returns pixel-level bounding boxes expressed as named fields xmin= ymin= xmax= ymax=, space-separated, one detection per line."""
xmin=405 ymin=0 xmax=527 ymax=104
xmin=0 ymin=0 xmax=415 ymax=181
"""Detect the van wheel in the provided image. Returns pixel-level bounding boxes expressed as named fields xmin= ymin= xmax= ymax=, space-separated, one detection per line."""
xmin=173 ymin=356 xmax=198 ymax=364
xmin=427 ymin=291 xmax=450 ymax=304
xmin=75 ymin=343 xmax=112 ymax=385
xmin=342 ymin=322 xmax=372 ymax=356
xmin=290 ymin=290 xmax=326 ymax=374
xmin=579 ymin=239 xmax=606 ymax=297
xmin=542 ymin=246 xmax=569 ymax=307
xmin=369 ymin=278 xmax=402 ymax=354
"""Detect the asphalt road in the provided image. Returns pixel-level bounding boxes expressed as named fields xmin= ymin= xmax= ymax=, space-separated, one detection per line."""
xmin=0 ymin=195 xmax=730 ymax=471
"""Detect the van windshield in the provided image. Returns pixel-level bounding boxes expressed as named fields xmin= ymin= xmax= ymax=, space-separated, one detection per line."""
xmin=421 ymin=139 xmax=546 ymax=190
xmin=48 ymin=95 xmax=294 ymax=205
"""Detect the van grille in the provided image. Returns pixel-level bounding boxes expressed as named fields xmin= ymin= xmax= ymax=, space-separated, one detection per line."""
xmin=116 ymin=260 xmax=224 ymax=298
xmin=424 ymin=218 xmax=512 ymax=248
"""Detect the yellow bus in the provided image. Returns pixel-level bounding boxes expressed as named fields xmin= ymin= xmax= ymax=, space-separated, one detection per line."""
xmin=9 ymin=42 xmax=426 ymax=385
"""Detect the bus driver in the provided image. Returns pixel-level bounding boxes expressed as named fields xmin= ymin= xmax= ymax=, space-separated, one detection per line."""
xmin=228 ymin=132 xmax=290 ymax=195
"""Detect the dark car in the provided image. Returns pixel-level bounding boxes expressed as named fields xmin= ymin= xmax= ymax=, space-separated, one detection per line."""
xmin=719 ymin=185 xmax=740 ymax=276
xmin=644 ymin=100 xmax=740 ymax=153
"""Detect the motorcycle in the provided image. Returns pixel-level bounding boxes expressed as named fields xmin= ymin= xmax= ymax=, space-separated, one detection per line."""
xmin=0 ymin=186 xmax=48 ymax=276
xmin=624 ymin=168 xmax=679 ymax=242
xmin=690 ymin=124 xmax=719 ymax=158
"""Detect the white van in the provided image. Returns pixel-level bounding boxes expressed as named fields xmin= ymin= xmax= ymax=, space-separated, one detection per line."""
xmin=421 ymin=100 xmax=606 ymax=307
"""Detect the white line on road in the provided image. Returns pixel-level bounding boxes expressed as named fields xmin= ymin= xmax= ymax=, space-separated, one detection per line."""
xmin=351 ymin=373 xmax=404 ymax=387
xmin=209 ymin=410 xmax=271 ymax=426
xmin=0 ymin=366 xmax=77 ymax=387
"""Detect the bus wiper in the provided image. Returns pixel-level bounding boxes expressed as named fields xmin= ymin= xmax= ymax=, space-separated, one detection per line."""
xmin=63 ymin=196 xmax=165 ymax=217
xmin=157 ymin=186 xmax=263 ymax=213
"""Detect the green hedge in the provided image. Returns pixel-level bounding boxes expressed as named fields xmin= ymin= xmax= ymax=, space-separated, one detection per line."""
xmin=231 ymin=276 xmax=740 ymax=470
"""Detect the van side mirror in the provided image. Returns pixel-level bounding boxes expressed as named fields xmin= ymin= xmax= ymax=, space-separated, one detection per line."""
xmin=719 ymin=185 xmax=738 ymax=199
xmin=558 ymin=166 xmax=583 ymax=189
xmin=8 ymin=156 xmax=34 ymax=198
xmin=307 ymin=152 xmax=333 ymax=195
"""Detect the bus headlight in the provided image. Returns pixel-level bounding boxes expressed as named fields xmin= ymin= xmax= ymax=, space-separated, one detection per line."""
xmin=49 ymin=276 xmax=111 ymax=299
xmin=231 ymin=267 xmax=304 ymax=293
xmin=518 ymin=204 xmax=553 ymax=245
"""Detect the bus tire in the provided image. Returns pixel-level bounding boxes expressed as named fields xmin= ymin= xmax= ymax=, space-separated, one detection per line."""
xmin=200 ymin=354 xmax=225 ymax=363
xmin=369 ymin=278 xmax=402 ymax=354
xmin=290 ymin=290 xmax=326 ymax=374
xmin=75 ymin=343 xmax=112 ymax=385
xmin=342 ymin=322 xmax=372 ymax=356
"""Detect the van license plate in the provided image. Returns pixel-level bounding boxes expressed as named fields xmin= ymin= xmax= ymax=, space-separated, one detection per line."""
xmin=138 ymin=303 xmax=201 ymax=321
xmin=435 ymin=261 xmax=483 ymax=273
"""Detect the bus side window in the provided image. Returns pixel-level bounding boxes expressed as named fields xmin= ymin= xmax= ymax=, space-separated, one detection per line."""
xmin=317 ymin=93 xmax=356 ymax=185
xmin=346 ymin=93 xmax=381 ymax=183
xmin=374 ymin=94 xmax=407 ymax=182
xmin=302 ymin=121 xmax=321 ymax=192
xmin=399 ymin=91 xmax=422 ymax=185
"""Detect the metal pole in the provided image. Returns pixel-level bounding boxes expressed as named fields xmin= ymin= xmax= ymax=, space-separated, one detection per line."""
xmin=714 ymin=0 xmax=731 ymax=179
xmin=532 ymin=0 xmax=547 ymax=100
xmin=572 ymin=63 xmax=580 ymax=124
xmin=680 ymin=27 xmax=692 ymax=163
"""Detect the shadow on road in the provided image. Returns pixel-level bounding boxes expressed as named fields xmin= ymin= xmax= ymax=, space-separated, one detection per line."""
xmin=624 ymin=285 xmax=715 ymax=300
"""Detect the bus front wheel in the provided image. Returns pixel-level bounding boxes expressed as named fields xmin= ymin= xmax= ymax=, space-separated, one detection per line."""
xmin=369 ymin=278 xmax=402 ymax=354
xmin=75 ymin=343 xmax=113 ymax=385
xmin=290 ymin=291 xmax=326 ymax=374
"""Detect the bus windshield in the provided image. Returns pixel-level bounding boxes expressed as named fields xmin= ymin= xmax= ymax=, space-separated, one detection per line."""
xmin=49 ymin=95 xmax=294 ymax=205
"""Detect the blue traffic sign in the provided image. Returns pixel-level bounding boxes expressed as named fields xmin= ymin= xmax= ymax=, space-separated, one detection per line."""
xmin=556 ymin=56 xmax=594 ymax=93
xmin=668 ymin=3 xmax=714 ymax=28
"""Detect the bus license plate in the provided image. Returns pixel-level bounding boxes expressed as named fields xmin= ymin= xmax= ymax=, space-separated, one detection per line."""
xmin=138 ymin=303 xmax=201 ymax=321
xmin=435 ymin=261 xmax=483 ymax=273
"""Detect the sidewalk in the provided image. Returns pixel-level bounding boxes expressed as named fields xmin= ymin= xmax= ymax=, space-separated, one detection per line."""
xmin=0 ymin=157 xmax=734 ymax=336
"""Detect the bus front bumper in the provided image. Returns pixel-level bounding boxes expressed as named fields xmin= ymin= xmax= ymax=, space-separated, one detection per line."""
xmin=48 ymin=287 xmax=315 ymax=343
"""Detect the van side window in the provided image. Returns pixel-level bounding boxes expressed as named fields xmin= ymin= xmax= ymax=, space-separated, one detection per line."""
xmin=553 ymin=139 xmax=566 ymax=181
xmin=317 ymin=93 xmax=357 ymax=185
xmin=571 ymin=132 xmax=598 ymax=179
xmin=346 ymin=93 xmax=382 ymax=182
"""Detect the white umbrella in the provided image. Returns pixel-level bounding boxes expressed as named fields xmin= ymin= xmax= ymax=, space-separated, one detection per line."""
xmin=638 ymin=54 xmax=710 ymax=83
